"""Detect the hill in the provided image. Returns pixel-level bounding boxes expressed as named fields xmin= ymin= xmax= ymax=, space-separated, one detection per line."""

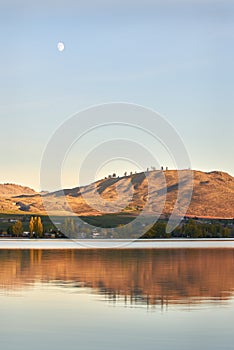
xmin=0 ymin=183 xmax=36 ymax=197
xmin=0 ymin=184 xmax=37 ymax=213
xmin=0 ymin=170 xmax=234 ymax=218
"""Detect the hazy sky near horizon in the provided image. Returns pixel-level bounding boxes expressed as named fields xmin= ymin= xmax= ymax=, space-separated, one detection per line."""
xmin=0 ymin=0 xmax=233 ymax=190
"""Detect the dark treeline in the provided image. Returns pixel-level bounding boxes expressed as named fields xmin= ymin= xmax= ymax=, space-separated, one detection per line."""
xmin=141 ymin=219 xmax=234 ymax=239
xmin=1 ymin=215 xmax=234 ymax=239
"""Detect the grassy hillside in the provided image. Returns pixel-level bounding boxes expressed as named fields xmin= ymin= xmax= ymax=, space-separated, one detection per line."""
xmin=0 ymin=170 xmax=234 ymax=218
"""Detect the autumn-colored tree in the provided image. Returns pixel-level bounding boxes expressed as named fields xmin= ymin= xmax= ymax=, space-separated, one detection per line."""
xmin=29 ymin=216 xmax=43 ymax=238
xmin=29 ymin=217 xmax=34 ymax=238
xmin=37 ymin=217 xmax=43 ymax=238
xmin=12 ymin=220 xmax=23 ymax=237
xmin=62 ymin=217 xmax=76 ymax=238
xmin=34 ymin=217 xmax=38 ymax=235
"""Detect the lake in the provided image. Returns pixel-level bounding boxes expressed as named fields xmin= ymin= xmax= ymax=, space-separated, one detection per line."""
xmin=0 ymin=248 xmax=234 ymax=350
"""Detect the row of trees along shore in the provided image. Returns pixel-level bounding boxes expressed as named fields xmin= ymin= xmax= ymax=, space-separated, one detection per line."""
xmin=3 ymin=217 xmax=234 ymax=239
xmin=141 ymin=219 xmax=234 ymax=239
xmin=9 ymin=217 xmax=43 ymax=238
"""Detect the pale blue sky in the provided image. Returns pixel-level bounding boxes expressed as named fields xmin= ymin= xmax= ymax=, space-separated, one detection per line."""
xmin=0 ymin=1 xmax=233 ymax=190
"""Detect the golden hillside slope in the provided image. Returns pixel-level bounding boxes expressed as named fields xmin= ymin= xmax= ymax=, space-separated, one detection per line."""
xmin=0 ymin=170 xmax=234 ymax=218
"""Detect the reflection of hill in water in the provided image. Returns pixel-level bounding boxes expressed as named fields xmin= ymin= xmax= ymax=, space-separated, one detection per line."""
xmin=0 ymin=249 xmax=234 ymax=306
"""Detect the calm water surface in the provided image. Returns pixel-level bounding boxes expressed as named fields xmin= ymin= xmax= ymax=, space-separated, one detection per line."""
xmin=0 ymin=249 xmax=234 ymax=350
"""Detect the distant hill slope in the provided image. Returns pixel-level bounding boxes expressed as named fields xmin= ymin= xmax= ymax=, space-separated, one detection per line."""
xmin=0 ymin=184 xmax=37 ymax=213
xmin=0 ymin=184 xmax=36 ymax=197
xmin=0 ymin=170 xmax=234 ymax=218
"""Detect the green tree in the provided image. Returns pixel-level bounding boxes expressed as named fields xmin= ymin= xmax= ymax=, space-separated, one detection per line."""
xmin=184 ymin=219 xmax=202 ymax=238
xmin=142 ymin=222 xmax=167 ymax=238
xmin=221 ymin=227 xmax=230 ymax=238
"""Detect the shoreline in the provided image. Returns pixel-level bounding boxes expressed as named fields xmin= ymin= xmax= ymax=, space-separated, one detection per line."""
xmin=1 ymin=238 xmax=234 ymax=249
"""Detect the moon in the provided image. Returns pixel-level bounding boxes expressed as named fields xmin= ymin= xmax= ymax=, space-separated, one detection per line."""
xmin=57 ymin=42 xmax=65 ymax=52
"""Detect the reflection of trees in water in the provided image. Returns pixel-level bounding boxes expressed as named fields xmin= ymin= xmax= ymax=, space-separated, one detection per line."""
xmin=0 ymin=249 xmax=234 ymax=306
